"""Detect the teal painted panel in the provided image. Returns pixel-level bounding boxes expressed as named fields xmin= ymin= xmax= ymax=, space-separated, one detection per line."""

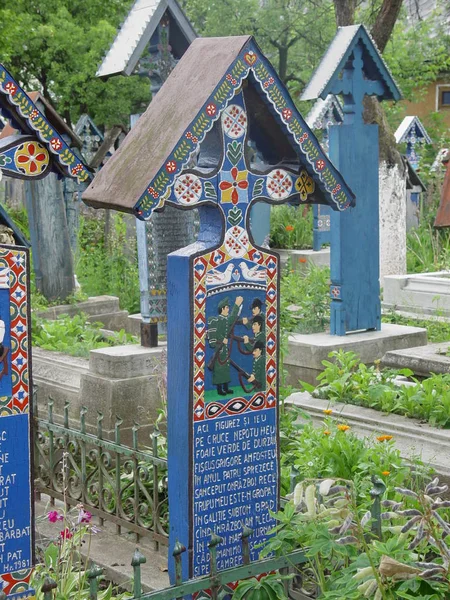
xmin=329 ymin=123 xmax=381 ymax=335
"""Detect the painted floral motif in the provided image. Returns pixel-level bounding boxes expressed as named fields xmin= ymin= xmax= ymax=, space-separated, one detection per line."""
xmin=315 ymin=159 xmax=326 ymax=171
xmin=222 ymin=104 xmax=247 ymax=139
xmin=165 ymin=160 xmax=177 ymax=173
xmin=295 ymin=170 xmax=315 ymax=201
xmin=282 ymin=108 xmax=292 ymax=121
xmin=50 ymin=137 xmax=63 ymax=151
xmin=174 ymin=173 xmax=203 ymax=205
xmin=0 ymin=155 xmax=12 ymax=167
xmin=14 ymin=142 xmax=49 ymax=176
xmin=266 ymin=169 xmax=293 ymax=200
xmin=244 ymin=51 xmax=257 ymax=66
xmin=224 ymin=225 xmax=249 ymax=258
xmin=205 ymin=103 xmax=217 ymax=117
xmin=219 ymin=167 xmax=248 ymax=204
xmin=4 ymin=82 xmax=17 ymax=95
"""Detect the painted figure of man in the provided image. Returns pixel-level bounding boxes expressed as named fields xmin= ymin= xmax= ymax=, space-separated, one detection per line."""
xmin=242 ymin=298 xmax=264 ymax=332
xmin=243 ymin=315 xmax=265 ymax=352
xmin=247 ymin=341 xmax=265 ymax=391
xmin=207 ymin=295 xmax=243 ymax=396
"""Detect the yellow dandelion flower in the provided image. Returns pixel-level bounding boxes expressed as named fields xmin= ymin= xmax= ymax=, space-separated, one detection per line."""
xmin=337 ymin=424 xmax=350 ymax=432
xmin=382 ymin=471 xmax=390 ymax=476
xmin=323 ymin=409 xmax=333 ymax=415
xmin=323 ymin=430 xmax=331 ymax=436
xmin=377 ymin=435 xmax=393 ymax=442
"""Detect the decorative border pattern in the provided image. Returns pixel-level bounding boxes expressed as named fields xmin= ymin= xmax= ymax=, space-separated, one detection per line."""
xmin=192 ymin=245 xmax=278 ymax=422
xmin=0 ymin=248 xmax=30 ymax=414
xmin=0 ymin=247 xmax=33 ymax=599
xmin=134 ymin=39 xmax=355 ymax=218
xmin=0 ymin=65 xmax=90 ymax=184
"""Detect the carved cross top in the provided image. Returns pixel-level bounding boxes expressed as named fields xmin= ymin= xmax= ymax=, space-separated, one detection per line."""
xmin=330 ymin=44 xmax=384 ymax=124
xmin=166 ymin=87 xmax=317 ymax=250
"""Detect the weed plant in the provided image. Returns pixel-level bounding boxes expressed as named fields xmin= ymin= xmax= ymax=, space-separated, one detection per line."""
xmin=280 ymin=265 xmax=330 ymax=334
xmin=270 ymin=204 xmax=313 ymax=250
xmin=32 ymin=313 xmax=137 ymax=358
xmin=302 ymin=350 xmax=450 ymax=428
xmin=76 ymin=214 xmax=140 ymax=314
xmin=383 ymin=310 xmax=450 ymax=343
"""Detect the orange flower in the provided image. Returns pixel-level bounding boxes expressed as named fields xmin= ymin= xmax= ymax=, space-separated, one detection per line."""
xmin=323 ymin=430 xmax=331 ymax=436
xmin=337 ymin=424 xmax=350 ymax=432
xmin=381 ymin=471 xmax=390 ymax=476
xmin=377 ymin=435 xmax=393 ymax=442
xmin=299 ymin=257 xmax=307 ymax=263
xmin=323 ymin=409 xmax=333 ymax=415
xmin=285 ymin=224 xmax=294 ymax=232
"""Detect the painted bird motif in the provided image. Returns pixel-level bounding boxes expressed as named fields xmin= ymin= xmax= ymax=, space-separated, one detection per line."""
xmin=239 ymin=261 xmax=266 ymax=282
xmin=206 ymin=263 xmax=234 ymax=286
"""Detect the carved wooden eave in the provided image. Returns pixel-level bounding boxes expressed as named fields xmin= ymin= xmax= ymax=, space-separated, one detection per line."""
xmin=0 ymin=67 xmax=90 ymax=183
xmin=301 ymin=24 xmax=402 ymax=103
xmin=83 ymin=35 xmax=355 ymax=219
xmin=96 ymin=0 xmax=197 ymax=79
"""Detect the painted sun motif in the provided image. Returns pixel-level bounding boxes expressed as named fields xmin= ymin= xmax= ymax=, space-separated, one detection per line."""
xmin=14 ymin=142 xmax=49 ymax=177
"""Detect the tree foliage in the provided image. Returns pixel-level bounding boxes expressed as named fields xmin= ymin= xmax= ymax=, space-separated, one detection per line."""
xmin=0 ymin=0 xmax=149 ymax=128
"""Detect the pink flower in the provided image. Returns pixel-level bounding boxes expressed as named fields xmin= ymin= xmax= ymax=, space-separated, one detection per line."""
xmin=78 ymin=509 xmax=92 ymax=524
xmin=59 ymin=528 xmax=73 ymax=540
xmin=47 ymin=510 xmax=63 ymax=523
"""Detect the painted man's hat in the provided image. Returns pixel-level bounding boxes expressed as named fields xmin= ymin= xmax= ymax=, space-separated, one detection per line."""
xmin=251 ymin=298 xmax=262 ymax=310
xmin=218 ymin=297 xmax=230 ymax=311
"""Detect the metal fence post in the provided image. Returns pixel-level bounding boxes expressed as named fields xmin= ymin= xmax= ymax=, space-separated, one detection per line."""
xmin=132 ymin=549 xmax=147 ymax=599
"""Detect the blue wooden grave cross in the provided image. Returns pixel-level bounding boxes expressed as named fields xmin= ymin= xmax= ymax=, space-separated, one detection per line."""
xmin=0 ymin=63 xmax=91 ymax=600
xmin=82 ymin=36 xmax=354 ymax=588
xmin=302 ymin=25 xmax=402 ymax=335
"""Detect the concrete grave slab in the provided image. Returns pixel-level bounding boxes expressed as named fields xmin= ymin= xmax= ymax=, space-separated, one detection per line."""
xmin=382 ymin=341 xmax=450 ymax=376
xmin=284 ymin=323 xmax=427 ymax=386
xmin=384 ymin=271 xmax=450 ymax=316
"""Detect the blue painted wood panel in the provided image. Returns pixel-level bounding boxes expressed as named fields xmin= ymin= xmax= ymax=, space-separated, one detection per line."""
xmin=329 ymin=124 xmax=381 ymax=334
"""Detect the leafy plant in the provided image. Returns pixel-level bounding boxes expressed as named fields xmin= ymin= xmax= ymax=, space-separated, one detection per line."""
xmin=302 ymin=350 xmax=450 ymax=428
xmin=280 ymin=265 xmax=330 ymax=334
xmin=233 ymin=572 xmax=290 ymax=599
xmin=76 ymin=214 xmax=140 ymax=315
xmin=32 ymin=312 xmax=138 ymax=358
xmin=270 ymin=204 xmax=313 ymax=250
xmin=382 ymin=310 xmax=450 ymax=344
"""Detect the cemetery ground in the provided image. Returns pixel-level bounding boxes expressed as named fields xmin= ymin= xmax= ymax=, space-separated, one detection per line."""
xmin=19 ymin=173 xmax=450 ymax=599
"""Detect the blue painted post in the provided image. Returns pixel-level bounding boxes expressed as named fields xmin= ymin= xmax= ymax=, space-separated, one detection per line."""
xmin=302 ymin=25 xmax=402 ymax=335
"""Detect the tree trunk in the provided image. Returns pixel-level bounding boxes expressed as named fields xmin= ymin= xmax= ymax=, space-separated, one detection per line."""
xmin=25 ymin=174 xmax=75 ymax=301
xmin=333 ymin=0 xmax=357 ymax=27
xmin=371 ymin=0 xmax=403 ymax=53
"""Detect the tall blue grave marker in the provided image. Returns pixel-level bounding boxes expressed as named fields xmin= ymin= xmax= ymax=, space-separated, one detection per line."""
xmin=302 ymin=25 xmax=402 ymax=335
xmin=82 ymin=36 xmax=354 ymax=586
xmin=394 ymin=116 xmax=431 ymax=171
xmin=306 ymin=95 xmax=344 ymax=251
xmin=0 ymin=64 xmax=91 ymax=599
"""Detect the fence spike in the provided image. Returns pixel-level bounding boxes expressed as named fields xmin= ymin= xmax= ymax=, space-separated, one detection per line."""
xmin=173 ymin=540 xmax=186 ymax=587
xmin=208 ymin=532 xmax=223 ymax=582
xmin=64 ymin=401 xmax=70 ymax=429
xmin=115 ymin=416 xmax=123 ymax=445
xmin=97 ymin=411 xmax=103 ymax=440
xmin=241 ymin=526 xmax=253 ymax=565
xmin=132 ymin=422 xmax=139 ymax=450
xmin=131 ymin=548 xmax=146 ymax=599
xmin=42 ymin=575 xmax=57 ymax=600
xmin=88 ymin=563 xmax=103 ymax=600
xmin=370 ymin=475 xmax=386 ymax=540
xmin=80 ymin=406 xmax=87 ymax=435
xmin=48 ymin=398 xmax=54 ymax=424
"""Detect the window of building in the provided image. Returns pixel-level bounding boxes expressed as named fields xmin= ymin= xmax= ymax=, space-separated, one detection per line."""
xmin=442 ymin=91 xmax=450 ymax=106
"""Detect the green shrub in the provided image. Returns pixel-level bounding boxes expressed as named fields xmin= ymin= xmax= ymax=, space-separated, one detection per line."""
xmin=76 ymin=214 xmax=140 ymax=314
